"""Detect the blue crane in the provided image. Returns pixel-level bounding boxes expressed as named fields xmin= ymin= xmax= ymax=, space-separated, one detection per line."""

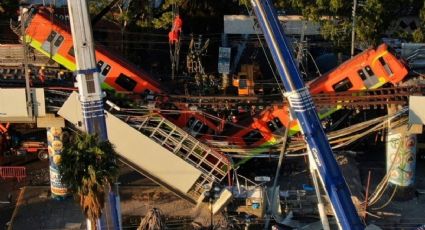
xmin=249 ymin=0 xmax=364 ymax=229
xmin=67 ymin=0 xmax=120 ymax=229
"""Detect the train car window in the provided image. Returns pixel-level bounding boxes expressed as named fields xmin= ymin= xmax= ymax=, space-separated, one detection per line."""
xmin=187 ymin=117 xmax=195 ymax=126
xmin=365 ymin=66 xmax=374 ymax=76
xmin=46 ymin=31 xmax=57 ymax=42
xmin=85 ymin=74 xmax=96 ymax=94
xmin=378 ymin=57 xmax=393 ymax=76
xmin=239 ymin=79 xmax=248 ymax=89
xmin=267 ymin=117 xmax=284 ymax=132
xmin=68 ymin=47 xmax=75 ymax=57
xmin=187 ymin=118 xmax=209 ymax=136
xmin=115 ymin=73 xmax=137 ymax=91
xmin=273 ymin=117 xmax=283 ymax=128
xmin=378 ymin=57 xmax=386 ymax=66
xmin=195 ymin=122 xmax=209 ymax=135
xmin=267 ymin=121 xmax=277 ymax=132
xmin=102 ymin=65 xmax=111 ymax=76
xmin=242 ymin=129 xmax=264 ymax=146
xmin=357 ymin=70 xmax=367 ymax=80
xmin=97 ymin=60 xmax=111 ymax=76
xmin=332 ymin=77 xmax=353 ymax=92
xmin=54 ymin=35 xmax=64 ymax=47
xmin=193 ymin=121 xmax=202 ymax=131
xmin=97 ymin=60 xmax=104 ymax=69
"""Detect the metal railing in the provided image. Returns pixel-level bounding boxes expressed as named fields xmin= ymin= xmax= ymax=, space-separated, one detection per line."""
xmin=116 ymin=113 xmax=231 ymax=199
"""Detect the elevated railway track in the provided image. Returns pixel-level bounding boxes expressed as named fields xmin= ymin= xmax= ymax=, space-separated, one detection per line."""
xmin=32 ymin=83 xmax=425 ymax=112
xmin=167 ymin=84 xmax=425 ymax=109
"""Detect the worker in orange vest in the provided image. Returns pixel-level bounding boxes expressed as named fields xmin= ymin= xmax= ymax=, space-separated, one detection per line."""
xmin=38 ymin=66 xmax=46 ymax=84
xmin=168 ymin=15 xmax=182 ymax=45
xmin=28 ymin=68 xmax=33 ymax=86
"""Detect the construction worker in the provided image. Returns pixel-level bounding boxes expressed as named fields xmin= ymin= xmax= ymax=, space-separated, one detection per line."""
xmin=28 ymin=68 xmax=33 ymax=86
xmin=38 ymin=66 xmax=46 ymax=84
xmin=168 ymin=15 xmax=182 ymax=45
xmin=57 ymin=70 xmax=64 ymax=81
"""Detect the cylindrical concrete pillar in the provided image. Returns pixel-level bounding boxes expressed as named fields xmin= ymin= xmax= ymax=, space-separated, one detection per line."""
xmin=47 ymin=127 xmax=68 ymax=199
xmin=386 ymin=129 xmax=417 ymax=199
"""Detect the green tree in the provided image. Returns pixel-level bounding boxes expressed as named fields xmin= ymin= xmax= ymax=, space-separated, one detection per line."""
xmin=149 ymin=0 xmax=240 ymax=29
xmin=59 ymin=132 xmax=118 ymax=229
xmin=0 ymin=0 xmax=18 ymax=16
xmin=268 ymin=0 xmax=416 ymax=50
xmin=413 ymin=1 xmax=425 ymax=42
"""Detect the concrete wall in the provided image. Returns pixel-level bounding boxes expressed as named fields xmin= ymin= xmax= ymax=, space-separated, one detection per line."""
xmin=223 ymin=15 xmax=321 ymax=35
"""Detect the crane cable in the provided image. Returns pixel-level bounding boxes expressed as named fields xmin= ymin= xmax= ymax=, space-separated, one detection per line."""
xmin=169 ymin=0 xmax=181 ymax=80
xmin=48 ymin=1 xmax=55 ymax=61
xmin=243 ymin=2 xmax=285 ymax=98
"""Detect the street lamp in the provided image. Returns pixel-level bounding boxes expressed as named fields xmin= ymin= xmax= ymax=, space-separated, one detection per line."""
xmin=203 ymin=184 xmax=221 ymax=230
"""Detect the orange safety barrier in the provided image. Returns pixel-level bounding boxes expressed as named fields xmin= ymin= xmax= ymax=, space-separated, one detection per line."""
xmin=0 ymin=166 xmax=27 ymax=182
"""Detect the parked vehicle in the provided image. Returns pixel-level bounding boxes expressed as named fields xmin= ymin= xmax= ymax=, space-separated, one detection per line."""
xmin=0 ymin=128 xmax=48 ymax=165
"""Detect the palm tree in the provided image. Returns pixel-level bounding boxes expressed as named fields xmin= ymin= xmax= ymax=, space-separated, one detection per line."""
xmin=59 ymin=131 xmax=118 ymax=229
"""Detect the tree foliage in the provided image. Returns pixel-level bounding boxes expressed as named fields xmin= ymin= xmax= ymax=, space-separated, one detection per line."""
xmin=59 ymin=132 xmax=118 ymax=229
xmin=0 ymin=0 xmax=18 ymax=18
xmin=413 ymin=2 xmax=425 ymax=42
xmin=88 ymin=0 xmax=240 ymax=30
xmin=269 ymin=0 xmax=420 ymax=49
xmin=84 ymin=0 xmax=425 ymax=54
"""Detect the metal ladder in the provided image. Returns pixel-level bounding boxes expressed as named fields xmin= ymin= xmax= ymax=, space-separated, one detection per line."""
xmin=118 ymin=113 xmax=231 ymax=200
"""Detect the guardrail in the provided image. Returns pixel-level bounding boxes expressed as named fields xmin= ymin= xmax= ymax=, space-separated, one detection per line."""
xmin=0 ymin=166 xmax=27 ymax=182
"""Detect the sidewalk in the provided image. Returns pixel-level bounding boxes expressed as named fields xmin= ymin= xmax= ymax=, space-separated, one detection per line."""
xmin=8 ymin=186 xmax=85 ymax=230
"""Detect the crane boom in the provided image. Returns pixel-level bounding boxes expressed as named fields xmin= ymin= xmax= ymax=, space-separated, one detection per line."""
xmin=249 ymin=0 xmax=364 ymax=229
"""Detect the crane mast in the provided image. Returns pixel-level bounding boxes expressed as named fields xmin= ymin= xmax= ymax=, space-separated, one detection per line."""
xmin=67 ymin=0 xmax=120 ymax=229
xmin=249 ymin=0 xmax=364 ymax=229
xmin=67 ymin=0 xmax=108 ymax=141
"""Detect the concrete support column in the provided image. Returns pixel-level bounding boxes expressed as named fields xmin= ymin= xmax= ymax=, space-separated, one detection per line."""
xmin=386 ymin=105 xmax=417 ymax=199
xmin=221 ymin=33 xmax=230 ymax=92
xmin=47 ymin=127 xmax=68 ymax=199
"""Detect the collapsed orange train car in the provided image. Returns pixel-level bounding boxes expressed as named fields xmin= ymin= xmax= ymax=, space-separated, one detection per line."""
xmin=24 ymin=9 xmax=162 ymax=94
xmin=226 ymin=44 xmax=408 ymax=149
xmin=23 ymin=8 xmax=221 ymax=134
xmin=22 ymin=8 xmax=409 ymax=154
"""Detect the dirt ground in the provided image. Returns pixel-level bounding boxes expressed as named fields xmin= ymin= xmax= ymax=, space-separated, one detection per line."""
xmin=1 ymin=161 xmax=226 ymax=229
xmin=2 ymin=155 xmax=425 ymax=229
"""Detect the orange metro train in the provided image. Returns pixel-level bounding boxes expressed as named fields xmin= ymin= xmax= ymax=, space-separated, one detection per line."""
xmin=224 ymin=44 xmax=408 ymax=157
xmin=22 ymin=7 xmax=221 ymax=136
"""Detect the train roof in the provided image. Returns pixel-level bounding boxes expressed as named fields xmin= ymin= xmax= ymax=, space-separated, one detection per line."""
xmin=306 ymin=47 xmax=376 ymax=88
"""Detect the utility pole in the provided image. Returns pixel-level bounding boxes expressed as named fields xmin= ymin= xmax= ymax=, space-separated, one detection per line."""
xmin=20 ymin=6 xmax=33 ymax=118
xmin=66 ymin=0 xmax=119 ymax=229
xmin=309 ymin=154 xmax=331 ymax=230
xmin=296 ymin=21 xmax=306 ymax=68
xmin=351 ymin=0 xmax=357 ymax=57
xmin=263 ymin=127 xmax=289 ymax=229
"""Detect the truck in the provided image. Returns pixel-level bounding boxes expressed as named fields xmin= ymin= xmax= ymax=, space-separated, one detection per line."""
xmin=0 ymin=128 xmax=48 ymax=165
